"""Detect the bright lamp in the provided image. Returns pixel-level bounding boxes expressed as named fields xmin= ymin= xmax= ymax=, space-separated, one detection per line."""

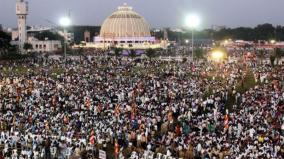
xmin=59 ymin=17 xmax=71 ymax=27
xmin=185 ymin=14 xmax=201 ymax=28
xmin=211 ymin=51 xmax=224 ymax=60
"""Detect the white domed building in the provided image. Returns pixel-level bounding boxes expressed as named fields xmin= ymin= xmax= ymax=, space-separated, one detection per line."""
xmin=94 ymin=3 xmax=160 ymax=49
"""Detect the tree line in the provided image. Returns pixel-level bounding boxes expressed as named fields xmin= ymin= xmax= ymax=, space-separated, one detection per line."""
xmin=154 ymin=23 xmax=284 ymax=42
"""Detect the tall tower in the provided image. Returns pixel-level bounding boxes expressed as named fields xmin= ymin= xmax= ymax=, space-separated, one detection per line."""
xmin=16 ymin=0 xmax=28 ymax=53
xmin=163 ymin=28 xmax=168 ymax=41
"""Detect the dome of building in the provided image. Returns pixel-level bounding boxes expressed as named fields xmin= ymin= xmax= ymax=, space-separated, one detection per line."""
xmin=100 ymin=3 xmax=151 ymax=38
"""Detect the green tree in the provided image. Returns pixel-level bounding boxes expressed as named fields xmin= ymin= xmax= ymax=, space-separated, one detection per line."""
xmin=194 ymin=47 xmax=206 ymax=61
xmin=114 ymin=48 xmax=122 ymax=57
xmin=23 ymin=43 xmax=33 ymax=53
xmin=274 ymin=48 xmax=283 ymax=65
xmin=0 ymin=39 xmax=11 ymax=55
xmin=256 ymin=49 xmax=265 ymax=65
xmin=254 ymin=23 xmax=275 ymax=40
xmin=210 ymin=23 xmax=284 ymax=41
xmin=270 ymin=55 xmax=276 ymax=67
xmin=129 ymin=49 xmax=136 ymax=59
xmin=78 ymin=47 xmax=84 ymax=61
xmin=149 ymin=23 xmax=284 ymax=42
xmin=145 ymin=48 xmax=156 ymax=59
xmin=0 ymin=31 xmax=12 ymax=56
xmin=0 ymin=30 xmax=11 ymax=40
xmin=275 ymin=25 xmax=284 ymax=41
xmin=232 ymin=27 xmax=254 ymax=41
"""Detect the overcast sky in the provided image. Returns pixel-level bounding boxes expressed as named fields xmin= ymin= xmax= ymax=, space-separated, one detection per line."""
xmin=1 ymin=0 xmax=284 ymax=29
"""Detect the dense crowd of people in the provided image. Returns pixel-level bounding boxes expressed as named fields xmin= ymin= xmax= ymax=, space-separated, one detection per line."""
xmin=0 ymin=55 xmax=283 ymax=159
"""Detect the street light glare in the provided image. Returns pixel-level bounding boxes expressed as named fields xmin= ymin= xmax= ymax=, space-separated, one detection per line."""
xmin=186 ymin=14 xmax=201 ymax=28
xmin=270 ymin=40 xmax=276 ymax=44
xmin=60 ymin=17 xmax=71 ymax=27
xmin=211 ymin=51 xmax=224 ymax=60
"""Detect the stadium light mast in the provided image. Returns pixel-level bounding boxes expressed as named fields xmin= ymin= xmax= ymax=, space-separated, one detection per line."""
xmin=185 ymin=14 xmax=201 ymax=61
xmin=59 ymin=16 xmax=71 ymax=63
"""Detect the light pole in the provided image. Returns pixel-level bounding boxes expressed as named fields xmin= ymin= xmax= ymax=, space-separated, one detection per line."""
xmin=186 ymin=14 xmax=201 ymax=61
xmin=192 ymin=30 xmax=194 ymax=60
xmin=185 ymin=39 xmax=189 ymax=55
xmin=59 ymin=16 xmax=71 ymax=63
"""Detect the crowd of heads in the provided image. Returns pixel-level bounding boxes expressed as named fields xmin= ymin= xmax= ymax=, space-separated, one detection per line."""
xmin=0 ymin=55 xmax=283 ymax=159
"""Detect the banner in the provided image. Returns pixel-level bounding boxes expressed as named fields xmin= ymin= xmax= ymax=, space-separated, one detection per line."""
xmin=99 ymin=150 xmax=106 ymax=159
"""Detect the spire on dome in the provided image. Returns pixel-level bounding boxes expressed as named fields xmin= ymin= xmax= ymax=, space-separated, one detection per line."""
xmin=118 ymin=3 xmax=132 ymax=11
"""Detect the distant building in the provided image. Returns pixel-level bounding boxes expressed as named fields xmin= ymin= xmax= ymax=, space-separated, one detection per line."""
xmin=70 ymin=25 xmax=100 ymax=44
xmin=13 ymin=1 xmax=62 ymax=53
xmin=11 ymin=27 xmax=54 ymax=41
xmin=0 ymin=24 xmax=2 ymax=31
xmin=3 ymin=27 xmax=13 ymax=33
xmin=94 ymin=3 xmax=159 ymax=49
xmin=211 ymin=25 xmax=226 ymax=31
xmin=163 ymin=28 xmax=168 ymax=40
xmin=58 ymin=30 xmax=74 ymax=43
xmin=28 ymin=37 xmax=61 ymax=53
xmin=12 ymin=29 xmax=19 ymax=41
xmin=28 ymin=25 xmax=53 ymax=32
xmin=84 ymin=30 xmax=91 ymax=42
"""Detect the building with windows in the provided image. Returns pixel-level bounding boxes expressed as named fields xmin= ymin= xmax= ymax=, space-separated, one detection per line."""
xmin=13 ymin=0 xmax=62 ymax=53
xmin=27 ymin=37 xmax=61 ymax=53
